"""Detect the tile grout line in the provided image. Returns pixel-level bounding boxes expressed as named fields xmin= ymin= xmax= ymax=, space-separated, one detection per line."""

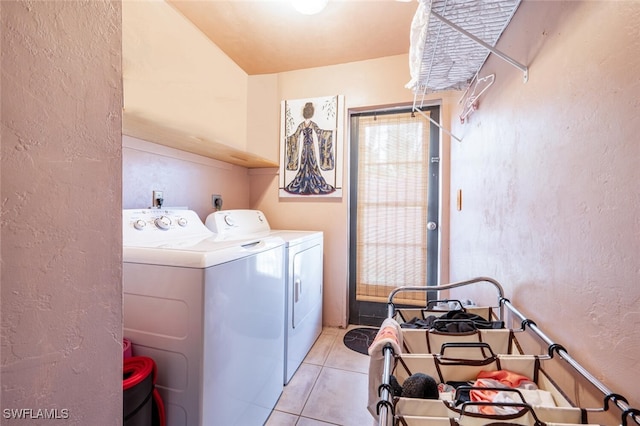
xmin=296 ymin=330 xmax=342 ymax=424
xmin=270 ymin=327 xmax=366 ymax=426
xmin=297 ymin=329 xmax=358 ymax=425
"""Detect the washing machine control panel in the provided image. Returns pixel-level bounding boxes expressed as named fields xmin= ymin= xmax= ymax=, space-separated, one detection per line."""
xmin=123 ymin=209 xmax=213 ymax=246
xmin=205 ymin=209 xmax=271 ymax=240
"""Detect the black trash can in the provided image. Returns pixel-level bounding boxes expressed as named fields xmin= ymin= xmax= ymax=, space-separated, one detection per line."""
xmin=123 ymin=356 xmax=155 ymax=426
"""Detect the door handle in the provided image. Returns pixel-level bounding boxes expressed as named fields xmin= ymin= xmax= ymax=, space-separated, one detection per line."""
xmin=294 ymin=279 xmax=302 ymax=302
xmin=427 ymin=221 xmax=438 ymax=231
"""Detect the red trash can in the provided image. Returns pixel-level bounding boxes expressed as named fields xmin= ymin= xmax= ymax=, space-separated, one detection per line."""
xmin=123 ymin=356 xmax=165 ymax=426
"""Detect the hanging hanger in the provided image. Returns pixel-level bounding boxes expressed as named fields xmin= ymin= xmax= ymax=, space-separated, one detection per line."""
xmin=459 ymin=73 xmax=495 ymax=123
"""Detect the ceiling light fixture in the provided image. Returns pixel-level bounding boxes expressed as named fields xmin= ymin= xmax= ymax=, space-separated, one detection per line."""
xmin=291 ymin=0 xmax=328 ymax=15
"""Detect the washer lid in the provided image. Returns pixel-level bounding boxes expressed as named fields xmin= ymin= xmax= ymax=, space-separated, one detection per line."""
xmin=123 ymin=235 xmax=285 ymax=268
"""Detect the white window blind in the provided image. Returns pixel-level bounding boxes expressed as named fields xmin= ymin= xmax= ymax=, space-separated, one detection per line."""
xmin=355 ymin=111 xmax=431 ymax=304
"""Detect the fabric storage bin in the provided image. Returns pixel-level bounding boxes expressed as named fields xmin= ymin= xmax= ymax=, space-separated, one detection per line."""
xmin=401 ymin=327 xmax=521 ymax=355
xmin=393 ymin=300 xmax=520 ymax=355
xmin=390 ymin=345 xmax=586 ymax=425
xmin=394 ymin=299 xmax=498 ymax=324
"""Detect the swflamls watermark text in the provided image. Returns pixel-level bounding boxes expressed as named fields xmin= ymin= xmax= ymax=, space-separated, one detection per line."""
xmin=3 ymin=408 xmax=69 ymax=420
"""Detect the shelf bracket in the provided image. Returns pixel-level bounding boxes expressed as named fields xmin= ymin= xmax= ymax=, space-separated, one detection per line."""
xmin=413 ymin=107 xmax=463 ymax=143
xmin=430 ymin=9 xmax=529 ymax=83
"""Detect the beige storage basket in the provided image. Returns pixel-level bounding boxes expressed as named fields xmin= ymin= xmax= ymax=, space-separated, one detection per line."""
xmin=390 ymin=348 xmax=585 ymax=425
xmin=393 ymin=301 xmax=523 ymax=355
xmin=394 ymin=302 xmax=496 ymax=323
xmin=401 ymin=328 xmax=522 ymax=355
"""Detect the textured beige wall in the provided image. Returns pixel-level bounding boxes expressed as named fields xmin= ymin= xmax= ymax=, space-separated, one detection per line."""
xmin=122 ymin=136 xmax=251 ymax=219
xmin=1 ymin=1 xmax=123 ymax=423
xmin=448 ymin=1 xmax=640 ymax=409
xmin=247 ymin=74 xmax=281 ymax=162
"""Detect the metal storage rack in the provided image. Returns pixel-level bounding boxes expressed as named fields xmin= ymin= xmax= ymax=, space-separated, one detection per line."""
xmin=371 ymin=277 xmax=640 ymax=426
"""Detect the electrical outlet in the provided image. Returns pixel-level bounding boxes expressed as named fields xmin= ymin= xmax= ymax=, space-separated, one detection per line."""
xmin=212 ymin=194 xmax=223 ymax=211
xmin=153 ymin=190 xmax=164 ymax=208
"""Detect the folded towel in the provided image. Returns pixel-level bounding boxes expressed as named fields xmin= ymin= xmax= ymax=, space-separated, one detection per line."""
xmin=367 ymin=318 xmax=403 ymax=421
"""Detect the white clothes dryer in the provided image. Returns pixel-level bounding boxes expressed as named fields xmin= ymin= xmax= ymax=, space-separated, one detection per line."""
xmin=123 ymin=209 xmax=285 ymax=426
xmin=272 ymin=230 xmax=323 ymax=384
xmin=206 ymin=210 xmax=323 ymax=385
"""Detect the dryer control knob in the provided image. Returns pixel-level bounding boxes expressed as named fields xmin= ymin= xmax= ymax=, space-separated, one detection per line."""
xmin=133 ymin=219 xmax=147 ymax=230
xmin=177 ymin=217 xmax=188 ymax=227
xmin=155 ymin=216 xmax=172 ymax=230
xmin=224 ymin=215 xmax=234 ymax=226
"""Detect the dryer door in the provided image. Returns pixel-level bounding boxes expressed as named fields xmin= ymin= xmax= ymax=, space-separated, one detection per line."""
xmin=292 ymin=242 xmax=323 ymax=329
xmin=286 ymin=235 xmax=324 ymax=383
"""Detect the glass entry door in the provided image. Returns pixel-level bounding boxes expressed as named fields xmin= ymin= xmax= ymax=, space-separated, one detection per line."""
xmin=348 ymin=106 xmax=440 ymax=325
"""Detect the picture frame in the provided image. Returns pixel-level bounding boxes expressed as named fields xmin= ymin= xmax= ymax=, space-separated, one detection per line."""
xmin=279 ymin=95 xmax=344 ymax=198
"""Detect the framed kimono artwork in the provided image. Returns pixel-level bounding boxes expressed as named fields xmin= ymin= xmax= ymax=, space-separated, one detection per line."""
xmin=279 ymin=95 xmax=344 ymax=198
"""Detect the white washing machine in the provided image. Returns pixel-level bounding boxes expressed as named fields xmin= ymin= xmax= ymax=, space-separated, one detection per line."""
xmin=206 ymin=210 xmax=323 ymax=385
xmin=123 ymin=209 xmax=285 ymax=426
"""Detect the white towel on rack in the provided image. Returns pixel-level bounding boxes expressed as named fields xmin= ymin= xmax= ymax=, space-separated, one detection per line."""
xmin=367 ymin=317 xmax=403 ymax=421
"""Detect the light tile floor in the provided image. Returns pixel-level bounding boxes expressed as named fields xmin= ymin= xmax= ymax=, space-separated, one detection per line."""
xmin=265 ymin=326 xmax=376 ymax=426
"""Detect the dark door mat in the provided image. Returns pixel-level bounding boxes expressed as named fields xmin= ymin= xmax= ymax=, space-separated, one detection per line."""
xmin=343 ymin=327 xmax=379 ymax=355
